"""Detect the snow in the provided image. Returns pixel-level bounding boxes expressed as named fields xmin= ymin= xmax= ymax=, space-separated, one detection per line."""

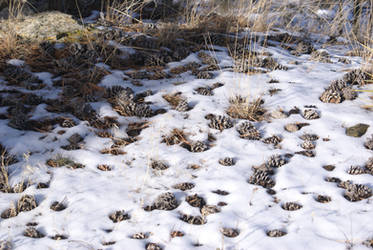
xmin=0 ymin=27 xmax=372 ymax=250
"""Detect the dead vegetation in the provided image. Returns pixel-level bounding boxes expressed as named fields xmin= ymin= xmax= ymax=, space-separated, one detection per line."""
xmin=227 ymin=96 xmax=266 ymax=121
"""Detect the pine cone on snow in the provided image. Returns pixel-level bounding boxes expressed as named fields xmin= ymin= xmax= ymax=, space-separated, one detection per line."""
xmin=329 ymin=79 xmax=348 ymax=91
xmin=281 ymin=202 xmax=302 ymax=211
xmin=301 ymin=140 xmax=316 ymax=150
xmin=189 ymin=141 xmax=208 ymax=152
xmin=262 ymin=135 xmax=282 ymax=146
xmin=344 ymin=184 xmax=372 ymax=201
xmin=175 ymin=100 xmax=189 ymax=112
xmin=195 ymin=87 xmax=213 ymax=96
xmin=342 ymin=87 xmax=358 ymax=100
xmin=347 ymin=166 xmax=366 ymax=175
xmin=237 ymin=122 xmax=261 ymax=140
xmin=320 ymin=89 xmax=342 ymax=103
xmin=303 ymin=109 xmax=320 ymax=120
xmin=343 ymin=69 xmax=368 ymax=86
xmin=365 ymin=157 xmax=373 ymax=173
xmin=248 ymin=170 xmax=275 ymax=188
xmin=106 ymin=86 xmax=134 ymax=99
xmin=151 ymin=160 xmax=169 ymax=170
xmin=208 ymin=115 xmax=234 ymax=131
xmin=218 ymin=157 xmax=235 ymax=166
xmin=265 ymin=155 xmax=288 ymax=168
xmin=299 ymin=134 xmax=319 ymax=141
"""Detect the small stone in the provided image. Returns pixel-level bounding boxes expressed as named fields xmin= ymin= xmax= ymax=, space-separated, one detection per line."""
xmin=218 ymin=201 xmax=228 ymax=206
xmin=267 ymin=189 xmax=276 ymax=195
xmin=271 ymin=109 xmax=288 ymax=119
xmin=212 ymin=190 xmax=229 ymax=195
xmin=284 ymin=123 xmax=299 ymax=132
xmin=346 ymin=124 xmax=369 ymax=137
xmin=323 ymin=165 xmax=335 ymax=171
xmin=67 ymin=133 xmax=83 ymax=144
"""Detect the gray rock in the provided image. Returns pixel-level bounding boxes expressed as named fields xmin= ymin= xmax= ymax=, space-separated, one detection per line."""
xmin=346 ymin=123 xmax=369 ymax=137
xmin=4 ymin=11 xmax=82 ymax=40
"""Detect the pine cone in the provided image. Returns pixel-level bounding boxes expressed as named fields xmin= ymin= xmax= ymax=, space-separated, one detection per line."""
xmin=303 ymin=109 xmax=320 ymax=120
xmin=347 ymin=166 xmax=366 ymax=175
xmin=237 ymin=122 xmax=261 ymax=140
xmin=248 ymin=170 xmax=275 ymax=188
xmin=265 ymin=155 xmax=288 ymax=168
xmin=195 ymin=87 xmax=213 ymax=96
xmin=320 ymin=89 xmax=342 ymax=103
xmin=208 ymin=115 xmax=234 ymax=130
xmin=218 ymin=157 xmax=235 ymax=166
xmin=262 ymin=135 xmax=282 ymax=145
xmin=152 ymin=192 xmax=178 ymax=210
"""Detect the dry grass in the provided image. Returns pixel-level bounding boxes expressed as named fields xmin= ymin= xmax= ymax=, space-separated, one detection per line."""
xmin=0 ymin=150 xmax=11 ymax=193
xmin=162 ymin=92 xmax=185 ymax=107
xmin=227 ymin=95 xmax=266 ymax=121
xmin=354 ymin=40 xmax=373 ymax=108
xmin=104 ymin=0 xmax=144 ymax=25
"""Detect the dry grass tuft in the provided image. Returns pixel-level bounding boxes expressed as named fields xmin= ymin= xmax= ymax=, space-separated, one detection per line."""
xmin=162 ymin=128 xmax=188 ymax=146
xmin=104 ymin=0 xmax=144 ymax=25
xmin=227 ymin=96 xmax=266 ymax=121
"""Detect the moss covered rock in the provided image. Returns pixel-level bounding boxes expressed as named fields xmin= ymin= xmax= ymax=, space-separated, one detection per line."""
xmin=346 ymin=123 xmax=369 ymax=137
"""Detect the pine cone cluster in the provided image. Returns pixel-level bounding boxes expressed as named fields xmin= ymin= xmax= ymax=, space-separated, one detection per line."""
xmin=237 ymin=122 xmax=261 ymax=140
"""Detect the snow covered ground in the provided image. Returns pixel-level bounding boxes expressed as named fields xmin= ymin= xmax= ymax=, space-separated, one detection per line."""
xmin=0 ymin=19 xmax=372 ymax=250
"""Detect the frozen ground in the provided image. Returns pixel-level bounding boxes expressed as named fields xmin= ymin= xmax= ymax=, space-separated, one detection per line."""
xmin=0 ymin=22 xmax=372 ymax=250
